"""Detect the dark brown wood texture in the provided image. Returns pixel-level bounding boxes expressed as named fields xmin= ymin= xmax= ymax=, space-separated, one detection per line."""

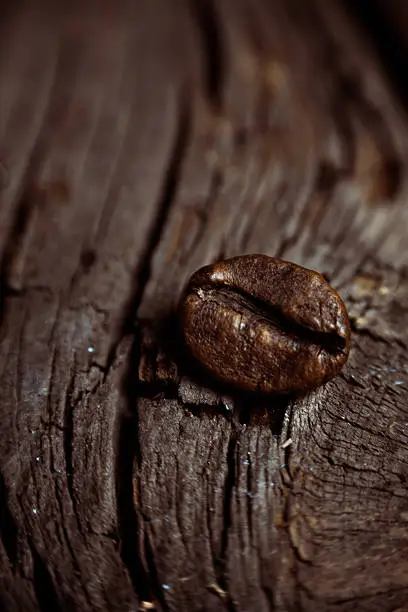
xmin=1 ymin=1 xmax=408 ymax=611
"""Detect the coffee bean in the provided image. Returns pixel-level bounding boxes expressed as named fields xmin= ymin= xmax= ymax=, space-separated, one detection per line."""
xmin=179 ymin=255 xmax=350 ymax=395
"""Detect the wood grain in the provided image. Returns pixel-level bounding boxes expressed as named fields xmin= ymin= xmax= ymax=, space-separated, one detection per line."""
xmin=1 ymin=1 xmax=408 ymax=610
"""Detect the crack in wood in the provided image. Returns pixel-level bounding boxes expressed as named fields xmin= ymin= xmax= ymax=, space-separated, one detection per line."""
xmin=63 ymin=363 xmax=83 ymax=537
xmin=219 ymin=430 xmax=239 ymax=612
xmin=114 ymin=86 xmax=193 ymax=605
xmin=188 ymin=0 xmax=224 ymax=112
xmin=0 ymin=473 xmax=19 ymax=571
xmin=104 ymin=83 xmax=192 ymax=380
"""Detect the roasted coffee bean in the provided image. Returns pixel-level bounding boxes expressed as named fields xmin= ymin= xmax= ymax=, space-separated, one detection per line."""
xmin=179 ymin=255 xmax=350 ymax=395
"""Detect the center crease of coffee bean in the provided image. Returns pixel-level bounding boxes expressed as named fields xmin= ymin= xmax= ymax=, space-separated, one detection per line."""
xmin=193 ymin=286 xmax=347 ymax=356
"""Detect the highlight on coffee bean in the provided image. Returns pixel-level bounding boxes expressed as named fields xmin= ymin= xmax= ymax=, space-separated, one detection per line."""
xmin=179 ymin=254 xmax=350 ymax=395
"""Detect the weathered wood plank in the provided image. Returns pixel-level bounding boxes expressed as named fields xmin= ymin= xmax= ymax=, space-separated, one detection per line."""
xmin=1 ymin=1 xmax=408 ymax=611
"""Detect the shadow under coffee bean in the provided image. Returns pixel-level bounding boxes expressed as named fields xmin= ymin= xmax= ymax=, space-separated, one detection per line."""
xmin=179 ymin=254 xmax=351 ymax=395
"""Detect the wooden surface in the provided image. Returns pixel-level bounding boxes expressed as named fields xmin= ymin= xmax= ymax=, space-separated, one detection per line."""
xmin=1 ymin=1 xmax=408 ymax=610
